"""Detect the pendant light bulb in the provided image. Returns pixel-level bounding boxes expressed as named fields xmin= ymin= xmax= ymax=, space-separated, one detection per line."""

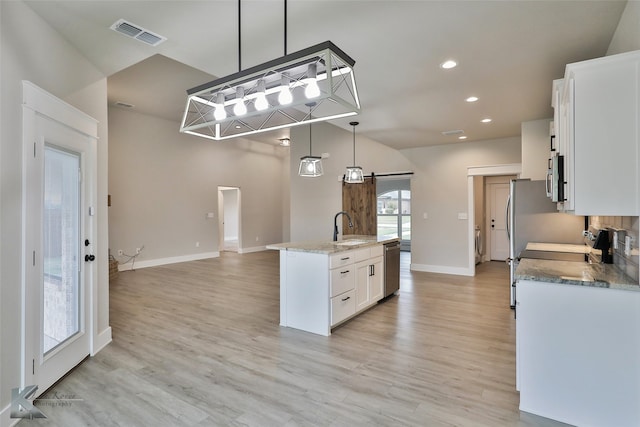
xmin=304 ymin=63 xmax=321 ymax=99
xmin=233 ymin=87 xmax=247 ymax=116
xmin=255 ymin=79 xmax=269 ymax=111
xmin=278 ymin=74 xmax=293 ymax=105
xmin=214 ymin=92 xmax=227 ymax=121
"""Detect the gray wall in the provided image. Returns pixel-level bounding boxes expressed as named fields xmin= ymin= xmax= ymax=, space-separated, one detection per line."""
xmin=108 ymin=107 xmax=287 ymax=264
xmin=521 ymin=118 xmax=552 ymax=181
xmin=289 ymin=121 xmax=413 ymax=242
xmin=1 ymin=0 xmax=110 ymax=418
xmin=403 ymin=137 xmax=521 ymax=272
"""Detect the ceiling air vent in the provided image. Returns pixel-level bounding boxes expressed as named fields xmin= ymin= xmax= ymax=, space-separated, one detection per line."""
xmin=114 ymin=101 xmax=135 ymax=109
xmin=110 ymin=19 xmax=167 ymax=47
xmin=441 ymin=129 xmax=465 ymax=136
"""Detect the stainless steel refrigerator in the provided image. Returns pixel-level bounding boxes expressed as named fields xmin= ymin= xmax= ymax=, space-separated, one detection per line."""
xmin=507 ymin=179 xmax=585 ymax=307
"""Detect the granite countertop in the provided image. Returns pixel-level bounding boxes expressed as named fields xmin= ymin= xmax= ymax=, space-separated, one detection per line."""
xmin=516 ymin=258 xmax=639 ymax=292
xmin=266 ymin=235 xmax=399 ymax=254
xmin=525 ymin=242 xmax=590 ymax=254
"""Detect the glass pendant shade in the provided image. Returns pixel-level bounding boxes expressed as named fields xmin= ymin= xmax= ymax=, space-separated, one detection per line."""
xmin=298 ymin=156 xmax=323 ymax=177
xmin=345 ymin=166 xmax=364 ymax=183
xmin=344 ymin=121 xmax=364 ymax=183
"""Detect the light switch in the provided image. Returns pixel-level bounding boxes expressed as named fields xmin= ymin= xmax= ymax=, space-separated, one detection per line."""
xmin=423 ymin=212 xmax=428 ymax=220
xmin=206 ymin=212 xmax=214 ymax=219
xmin=458 ymin=212 xmax=468 ymax=220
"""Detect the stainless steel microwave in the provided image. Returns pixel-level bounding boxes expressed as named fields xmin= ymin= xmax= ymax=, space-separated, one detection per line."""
xmin=546 ymin=153 xmax=564 ymax=202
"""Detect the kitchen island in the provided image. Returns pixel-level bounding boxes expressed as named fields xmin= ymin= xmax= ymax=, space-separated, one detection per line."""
xmin=515 ymin=258 xmax=640 ymax=427
xmin=267 ymin=236 xmax=398 ymax=336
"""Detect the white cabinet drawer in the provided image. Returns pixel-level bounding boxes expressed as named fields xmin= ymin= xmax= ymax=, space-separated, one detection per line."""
xmin=330 ymin=266 xmax=355 ymax=297
xmin=331 ymin=290 xmax=356 ymax=326
xmin=369 ymin=244 xmax=383 ymax=258
xmin=354 ymin=248 xmax=371 ymax=262
xmin=329 ymin=252 xmax=354 ymax=269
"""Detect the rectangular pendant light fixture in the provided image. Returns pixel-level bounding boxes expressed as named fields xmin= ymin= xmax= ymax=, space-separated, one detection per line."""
xmin=179 ymin=41 xmax=360 ymax=141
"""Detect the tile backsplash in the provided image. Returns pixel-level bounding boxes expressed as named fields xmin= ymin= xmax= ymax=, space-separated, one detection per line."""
xmin=590 ymin=216 xmax=639 ymax=282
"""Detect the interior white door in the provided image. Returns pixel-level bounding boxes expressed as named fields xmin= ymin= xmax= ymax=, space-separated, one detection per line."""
xmin=25 ymin=114 xmax=94 ymax=395
xmin=490 ymin=183 xmax=510 ymax=260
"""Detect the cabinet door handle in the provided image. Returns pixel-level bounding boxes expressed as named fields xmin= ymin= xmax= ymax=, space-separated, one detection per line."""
xmin=341 ymin=257 xmax=350 ymax=261
xmin=369 ymin=265 xmax=375 ymax=276
xmin=340 ymin=270 xmax=350 ymax=275
xmin=342 ymin=296 xmax=351 ymax=301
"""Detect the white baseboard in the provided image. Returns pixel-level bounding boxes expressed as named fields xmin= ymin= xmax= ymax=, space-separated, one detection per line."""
xmin=1 ymin=403 xmax=20 ymax=427
xmin=239 ymin=245 xmax=266 ymax=254
xmin=411 ymin=263 xmax=474 ymax=276
xmin=92 ymin=326 xmax=112 ymax=356
xmin=118 ymin=252 xmax=219 ymax=271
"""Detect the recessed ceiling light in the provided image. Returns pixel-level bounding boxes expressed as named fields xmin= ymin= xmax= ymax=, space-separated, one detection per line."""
xmin=466 ymin=96 xmax=478 ymax=103
xmin=235 ymin=125 xmax=242 ymax=129
xmin=440 ymin=60 xmax=457 ymax=69
xmin=279 ymin=138 xmax=290 ymax=147
xmin=481 ymin=118 xmax=492 ymax=123
xmin=458 ymin=135 xmax=468 ymax=140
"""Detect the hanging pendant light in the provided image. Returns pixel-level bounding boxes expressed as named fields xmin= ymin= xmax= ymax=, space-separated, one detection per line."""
xmin=299 ymin=103 xmax=323 ymax=177
xmin=344 ymin=121 xmax=364 ymax=183
xmin=180 ymin=0 xmax=360 ymax=141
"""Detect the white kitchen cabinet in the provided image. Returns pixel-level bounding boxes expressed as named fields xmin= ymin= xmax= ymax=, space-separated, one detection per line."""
xmin=278 ymin=243 xmax=386 ymax=336
xmin=554 ymin=50 xmax=640 ymax=215
xmin=517 ymin=279 xmax=640 ymax=427
xmin=354 ymin=255 xmax=384 ymax=313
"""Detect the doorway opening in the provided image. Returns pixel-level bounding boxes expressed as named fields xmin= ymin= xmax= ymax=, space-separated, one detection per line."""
xmin=218 ymin=187 xmax=241 ymax=252
xmin=467 ymin=164 xmax=521 ymax=275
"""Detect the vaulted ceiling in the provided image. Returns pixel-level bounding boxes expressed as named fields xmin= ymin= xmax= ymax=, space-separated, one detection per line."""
xmin=25 ymin=0 xmax=627 ymax=149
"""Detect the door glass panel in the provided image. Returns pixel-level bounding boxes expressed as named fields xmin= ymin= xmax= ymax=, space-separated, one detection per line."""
xmin=377 ymin=189 xmax=412 ymax=245
xmin=43 ymin=146 xmax=81 ymax=354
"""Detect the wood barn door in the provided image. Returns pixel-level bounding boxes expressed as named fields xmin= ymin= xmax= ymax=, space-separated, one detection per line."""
xmin=342 ymin=176 xmax=377 ymax=236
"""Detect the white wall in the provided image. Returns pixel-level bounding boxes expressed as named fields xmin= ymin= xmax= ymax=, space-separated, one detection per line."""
xmin=289 ymin=121 xmax=412 ymax=242
xmin=0 ymin=1 xmax=109 ymax=423
xmin=403 ymin=137 xmax=521 ymax=273
xmin=108 ymin=107 xmax=287 ymax=265
xmin=607 ymin=0 xmax=640 ymax=56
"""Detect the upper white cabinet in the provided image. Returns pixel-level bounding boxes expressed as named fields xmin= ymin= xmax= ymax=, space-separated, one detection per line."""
xmin=553 ymin=50 xmax=640 ymax=215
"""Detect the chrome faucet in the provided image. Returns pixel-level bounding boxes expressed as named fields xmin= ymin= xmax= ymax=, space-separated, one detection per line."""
xmin=333 ymin=211 xmax=354 ymax=241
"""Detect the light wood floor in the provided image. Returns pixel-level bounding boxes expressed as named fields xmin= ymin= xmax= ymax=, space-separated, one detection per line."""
xmin=24 ymin=252 xmax=569 ymax=426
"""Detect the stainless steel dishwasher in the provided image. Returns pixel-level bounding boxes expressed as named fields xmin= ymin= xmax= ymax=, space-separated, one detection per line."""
xmin=383 ymin=241 xmax=400 ymax=297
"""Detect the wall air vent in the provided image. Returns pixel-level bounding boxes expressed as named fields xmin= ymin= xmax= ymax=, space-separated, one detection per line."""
xmin=110 ymin=19 xmax=167 ymax=47
xmin=441 ymin=129 xmax=465 ymax=136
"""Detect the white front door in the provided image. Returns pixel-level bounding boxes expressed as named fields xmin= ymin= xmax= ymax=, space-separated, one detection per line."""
xmin=24 ymin=100 xmax=97 ymax=396
xmin=490 ymin=183 xmax=510 ymax=261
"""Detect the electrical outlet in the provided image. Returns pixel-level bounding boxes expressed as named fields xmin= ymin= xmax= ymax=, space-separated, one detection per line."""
xmin=255 ymin=236 xmax=259 ymax=242
xmin=117 ymin=249 xmax=123 ymax=256
xmin=195 ymin=241 xmax=200 ymax=248
xmin=136 ymin=247 xmax=141 ymax=254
